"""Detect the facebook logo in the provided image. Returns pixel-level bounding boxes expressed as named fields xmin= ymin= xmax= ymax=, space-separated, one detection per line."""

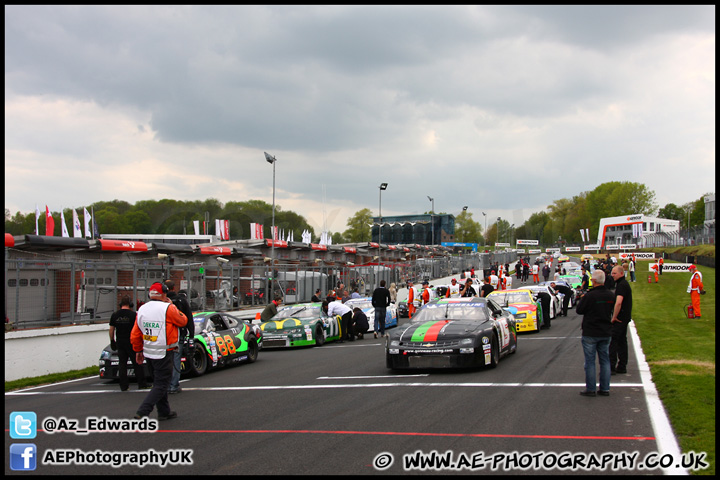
xmin=10 ymin=412 xmax=37 ymax=439
xmin=10 ymin=444 xmax=37 ymax=471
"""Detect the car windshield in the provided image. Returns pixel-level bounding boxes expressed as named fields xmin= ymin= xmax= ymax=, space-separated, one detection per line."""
xmin=488 ymin=292 xmax=531 ymax=306
xmin=411 ymin=302 xmax=489 ymax=323
xmin=273 ymin=305 xmax=321 ymax=319
xmin=345 ymin=299 xmax=373 ymax=310
xmin=193 ymin=316 xmax=210 ymax=331
xmin=562 ymin=276 xmax=582 ymax=284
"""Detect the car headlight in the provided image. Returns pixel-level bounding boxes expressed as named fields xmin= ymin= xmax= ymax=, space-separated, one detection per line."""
xmin=515 ymin=313 xmax=527 ymax=319
xmin=389 ymin=339 xmax=400 ymax=347
xmin=100 ymin=350 xmax=111 ymax=360
xmin=458 ymin=338 xmax=473 ymax=346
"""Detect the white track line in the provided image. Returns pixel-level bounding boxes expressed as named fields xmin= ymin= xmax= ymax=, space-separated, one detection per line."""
xmin=629 ymin=321 xmax=688 ymax=475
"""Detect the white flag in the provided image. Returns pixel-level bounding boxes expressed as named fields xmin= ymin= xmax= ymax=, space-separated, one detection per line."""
xmin=61 ymin=209 xmax=70 ymax=237
xmin=72 ymin=210 xmax=82 ymax=237
xmin=579 ymin=229 xmax=585 ymax=242
xmin=35 ymin=204 xmax=40 ymax=235
xmin=193 ymin=220 xmax=200 ymax=236
xmin=83 ymin=208 xmax=92 ymax=238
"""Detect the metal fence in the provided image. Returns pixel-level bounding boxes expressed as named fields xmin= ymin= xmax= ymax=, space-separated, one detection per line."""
xmin=641 ymin=225 xmax=715 ymax=248
xmin=5 ymin=252 xmax=506 ymax=331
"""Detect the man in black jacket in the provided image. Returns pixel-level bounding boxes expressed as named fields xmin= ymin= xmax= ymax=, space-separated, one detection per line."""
xmin=164 ymin=280 xmax=195 ymax=394
xmin=371 ymin=280 xmax=391 ymax=338
xmin=351 ymin=307 xmax=369 ymax=339
xmin=550 ymin=281 xmax=573 ymax=316
xmin=609 ymin=265 xmax=633 ymax=375
xmin=576 ymin=270 xmax=615 ymax=397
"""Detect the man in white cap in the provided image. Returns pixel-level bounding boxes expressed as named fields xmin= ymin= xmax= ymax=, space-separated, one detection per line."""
xmin=131 ymin=282 xmax=187 ymax=420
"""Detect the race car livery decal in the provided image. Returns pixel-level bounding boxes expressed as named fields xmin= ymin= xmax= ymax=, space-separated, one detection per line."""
xmin=497 ymin=319 xmax=511 ymax=349
xmin=261 ymin=318 xmax=302 ymax=331
xmin=410 ymin=320 xmax=450 ymax=342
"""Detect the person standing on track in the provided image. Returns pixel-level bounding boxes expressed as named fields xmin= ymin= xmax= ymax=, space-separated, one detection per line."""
xmin=609 ymin=265 xmax=633 ymax=375
xmin=371 ymin=280 xmax=391 ymax=338
xmin=446 ymin=278 xmax=461 ymax=298
xmin=576 ymin=269 xmax=615 ymax=397
xmin=109 ymin=296 xmax=150 ymax=392
xmin=131 ymin=282 xmax=187 ymax=420
xmin=407 ymin=280 xmax=417 ymax=318
xmin=165 ymin=280 xmax=194 ymax=395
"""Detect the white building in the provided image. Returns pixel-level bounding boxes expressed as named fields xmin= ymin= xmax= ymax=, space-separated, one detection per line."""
xmin=596 ymin=214 xmax=680 ymax=248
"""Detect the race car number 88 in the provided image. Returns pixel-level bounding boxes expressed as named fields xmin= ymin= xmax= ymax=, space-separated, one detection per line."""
xmin=215 ymin=335 xmax=236 ymax=356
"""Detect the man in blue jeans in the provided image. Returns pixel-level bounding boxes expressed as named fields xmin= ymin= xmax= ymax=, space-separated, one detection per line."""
xmin=575 ymin=270 xmax=615 ymax=397
xmin=371 ymin=280 xmax=391 ymax=338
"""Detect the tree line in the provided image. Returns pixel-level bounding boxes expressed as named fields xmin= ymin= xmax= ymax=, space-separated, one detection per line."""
xmin=338 ymin=181 xmax=710 ymax=246
xmin=4 ymin=181 xmax=710 ymax=246
xmin=4 ymin=199 xmax=316 ymax=242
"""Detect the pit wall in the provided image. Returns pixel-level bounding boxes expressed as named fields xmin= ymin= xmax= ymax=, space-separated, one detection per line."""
xmin=5 ymin=324 xmax=110 ymax=382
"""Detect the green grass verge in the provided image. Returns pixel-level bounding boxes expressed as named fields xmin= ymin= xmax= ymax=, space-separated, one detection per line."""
xmin=5 ymin=366 xmax=99 ymax=392
xmin=632 ymin=260 xmax=715 ymax=475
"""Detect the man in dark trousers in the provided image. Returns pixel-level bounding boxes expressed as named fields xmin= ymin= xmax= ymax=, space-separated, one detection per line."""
xmin=164 ymin=280 xmax=194 ymax=395
xmin=131 ymin=282 xmax=187 ymax=420
xmin=536 ymin=289 xmax=552 ymax=329
xmin=109 ymin=296 xmax=150 ymax=391
xmin=351 ymin=307 xmax=369 ymax=339
xmin=371 ymin=280 xmax=392 ymax=338
xmin=323 ymin=299 xmax=353 ymax=342
xmin=576 ymin=269 xmax=615 ymax=397
xmin=609 ymin=265 xmax=633 ymax=375
xmin=551 ymin=281 xmax=573 ymax=316
xmin=542 ymin=263 xmax=551 ymax=282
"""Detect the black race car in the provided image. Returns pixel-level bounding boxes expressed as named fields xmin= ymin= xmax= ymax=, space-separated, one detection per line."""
xmin=386 ymin=297 xmax=517 ymax=370
xmin=99 ymin=311 xmax=262 ymax=380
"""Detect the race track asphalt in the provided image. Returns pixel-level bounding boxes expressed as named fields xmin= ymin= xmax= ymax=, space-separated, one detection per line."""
xmin=5 ymin=274 xmax=687 ymax=475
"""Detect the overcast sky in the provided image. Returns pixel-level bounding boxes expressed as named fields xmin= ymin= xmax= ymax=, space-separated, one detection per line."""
xmin=5 ymin=5 xmax=715 ymax=235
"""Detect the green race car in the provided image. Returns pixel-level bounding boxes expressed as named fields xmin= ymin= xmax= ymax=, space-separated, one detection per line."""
xmin=559 ymin=275 xmax=583 ymax=289
xmin=260 ymin=303 xmax=343 ymax=348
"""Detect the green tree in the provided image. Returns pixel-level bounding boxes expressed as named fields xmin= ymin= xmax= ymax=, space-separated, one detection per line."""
xmin=486 ymin=222 xmax=499 ymax=246
xmin=682 ymin=195 xmax=708 ymax=228
xmin=344 ymin=208 xmax=373 ymax=242
xmin=585 ymin=182 xmax=657 ymax=233
xmin=658 ymin=203 xmax=686 ymax=222
xmin=123 ymin=210 xmax=153 ymax=233
xmin=454 ymin=210 xmax=483 ymax=243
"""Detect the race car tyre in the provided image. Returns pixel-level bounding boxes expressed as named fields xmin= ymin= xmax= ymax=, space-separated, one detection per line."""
xmin=189 ymin=345 xmax=208 ymax=377
xmin=246 ymin=336 xmax=259 ymax=363
xmin=315 ymin=324 xmax=326 ymax=346
xmin=489 ymin=333 xmax=500 ymax=369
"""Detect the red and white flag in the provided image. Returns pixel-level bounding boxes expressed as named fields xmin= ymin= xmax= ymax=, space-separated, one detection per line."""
xmin=45 ymin=205 xmax=55 ymax=236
